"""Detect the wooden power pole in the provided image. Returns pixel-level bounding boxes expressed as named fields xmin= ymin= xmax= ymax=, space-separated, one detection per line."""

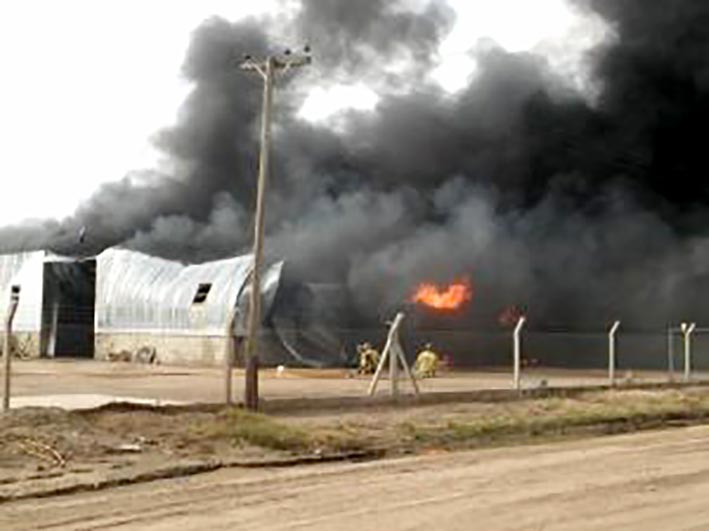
xmin=240 ymin=48 xmax=311 ymax=411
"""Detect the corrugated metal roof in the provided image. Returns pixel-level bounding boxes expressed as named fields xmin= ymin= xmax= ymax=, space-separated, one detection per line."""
xmin=95 ymin=248 xmax=282 ymax=333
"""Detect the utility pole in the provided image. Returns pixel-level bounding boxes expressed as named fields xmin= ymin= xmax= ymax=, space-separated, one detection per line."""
xmin=239 ymin=47 xmax=311 ymax=411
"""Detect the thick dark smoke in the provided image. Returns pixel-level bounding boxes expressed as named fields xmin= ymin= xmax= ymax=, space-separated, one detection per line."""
xmin=2 ymin=0 xmax=709 ymax=329
xmin=294 ymin=0 xmax=454 ymax=82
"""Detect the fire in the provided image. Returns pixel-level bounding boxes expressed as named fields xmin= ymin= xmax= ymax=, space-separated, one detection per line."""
xmin=412 ymin=278 xmax=473 ymax=310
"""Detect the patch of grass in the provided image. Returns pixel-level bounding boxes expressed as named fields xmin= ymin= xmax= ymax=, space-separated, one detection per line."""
xmin=9 ymin=388 xmax=709 ymax=468
xmin=186 ymin=408 xmax=361 ymax=453
xmin=225 ymin=409 xmax=313 ymax=451
xmin=397 ymin=390 xmax=709 ymax=450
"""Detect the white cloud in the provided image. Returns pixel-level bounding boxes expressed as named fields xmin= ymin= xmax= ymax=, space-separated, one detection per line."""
xmin=298 ymin=84 xmax=379 ymax=123
xmin=0 ymin=1 xmax=279 ymax=226
xmin=431 ymin=0 xmax=607 ymax=93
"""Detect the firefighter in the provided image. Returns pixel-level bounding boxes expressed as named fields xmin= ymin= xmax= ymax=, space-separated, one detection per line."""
xmin=415 ymin=343 xmax=439 ymax=378
xmin=357 ymin=342 xmax=380 ymax=375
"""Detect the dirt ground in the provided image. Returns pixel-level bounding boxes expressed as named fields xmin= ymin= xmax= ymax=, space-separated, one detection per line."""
xmin=3 ymin=385 xmax=709 ymax=503
xmin=4 ymin=360 xmax=709 ymax=529
xmin=8 ymin=359 xmax=689 ymax=407
xmin=3 ymin=424 xmax=709 ymax=530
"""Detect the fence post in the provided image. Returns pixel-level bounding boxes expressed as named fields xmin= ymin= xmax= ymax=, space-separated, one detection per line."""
xmin=368 ymin=312 xmax=405 ymax=396
xmin=608 ymin=321 xmax=620 ymax=386
xmin=47 ymin=301 xmax=59 ymax=357
xmin=682 ymin=322 xmax=696 ymax=382
xmin=395 ymin=339 xmax=420 ymax=395
xmin=389 ymin=328 xmax=399 ymax=397
xmin=513 ymin=316 xmax=526 ymax=391
xmin=3 ymin=286 xmax=21 ymax=413
xmin=667 ymin=327 xmax=675 ymax=382
xmin=223 ymin=309 xmax=237 ymax=406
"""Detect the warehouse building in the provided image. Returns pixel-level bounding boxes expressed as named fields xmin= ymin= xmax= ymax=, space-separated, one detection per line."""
xmin=0 ymin=248 xmax=285 ymax=365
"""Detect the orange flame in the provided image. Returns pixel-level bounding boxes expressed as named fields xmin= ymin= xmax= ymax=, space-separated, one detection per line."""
xmin=412 ymin=278 xmax=473 ymax=310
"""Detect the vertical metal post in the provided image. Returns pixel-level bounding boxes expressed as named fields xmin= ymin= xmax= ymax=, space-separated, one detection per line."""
xmin=513 ymin=316 xmax=526 ymax=391
xmin=389 ymin=330 xmax=399 ymax=397
xmin=47 ymin=301 xmax=59 ymax=357
xmin=368 ymin=312 xmax=405 ymax=396
xmin=223 ymin=309 xmax=236 ymax=406
xmin=3 ymin=286 xmax=21 ymax=412
xmin=244 ymin=57 xmax=274 ymax=411
xmin=395 ymin=339 xmax=420 ymax=395
xmin=608 ymin=320 xmax=620 ymax=386
xmin=667 ymin=327 xmax=675 ymax=382
xmin=683 ymin=322 xmax=696 ymax=383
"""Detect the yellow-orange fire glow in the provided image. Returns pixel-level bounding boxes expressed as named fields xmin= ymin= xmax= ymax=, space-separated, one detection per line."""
xmin=412 ymin=278 xmax=473 ymax=310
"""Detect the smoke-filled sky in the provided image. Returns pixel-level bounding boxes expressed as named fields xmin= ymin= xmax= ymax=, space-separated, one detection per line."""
xmin=1 ymin=0 xmax=708 ymax=329
xmin=0 ymin=0 xmax=597 ymax=226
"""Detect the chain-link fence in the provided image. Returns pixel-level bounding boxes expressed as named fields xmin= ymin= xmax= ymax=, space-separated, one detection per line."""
xmin=5 ymin=306 xmax=709 ymax=407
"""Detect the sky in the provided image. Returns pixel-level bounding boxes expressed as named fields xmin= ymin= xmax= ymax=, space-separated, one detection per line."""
xmin=0 ymin=0 xmax=605 ymax=227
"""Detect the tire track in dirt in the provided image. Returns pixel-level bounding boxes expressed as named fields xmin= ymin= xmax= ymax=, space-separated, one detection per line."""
xmin=3 ymin=426 xmax=709 ymax=530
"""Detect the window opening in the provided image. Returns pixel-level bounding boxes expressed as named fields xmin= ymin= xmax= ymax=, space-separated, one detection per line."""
xmin=192 ymin=283 xmax=212 ymax=304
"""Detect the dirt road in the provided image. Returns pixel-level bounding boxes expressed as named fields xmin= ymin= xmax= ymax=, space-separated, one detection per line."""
xmin=2 ymin=425 xmax=709 ymax=530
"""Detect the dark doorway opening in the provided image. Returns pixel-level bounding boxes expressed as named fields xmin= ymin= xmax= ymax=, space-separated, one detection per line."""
xmin=40 ymin=259 xmax=96 ymax=358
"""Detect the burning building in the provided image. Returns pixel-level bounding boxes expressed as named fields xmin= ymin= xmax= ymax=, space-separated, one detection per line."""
xmin=0 ymin=0 xmax=708 ymax=367
xmin=0 ymin=248 xmax=355 ymax=367
xmin=0 ymin=247 xmax=706 ymax=371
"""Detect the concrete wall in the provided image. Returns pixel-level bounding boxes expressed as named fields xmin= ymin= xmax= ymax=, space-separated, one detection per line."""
xmin=95 ymin=332 xmax=230 ymax=366
xmin=0 ymin=332 xmax=41 ymax=359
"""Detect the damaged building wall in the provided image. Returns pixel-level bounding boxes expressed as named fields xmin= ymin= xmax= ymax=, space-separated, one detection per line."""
xmin=269 ymin=278 xmax=359 ymax=367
